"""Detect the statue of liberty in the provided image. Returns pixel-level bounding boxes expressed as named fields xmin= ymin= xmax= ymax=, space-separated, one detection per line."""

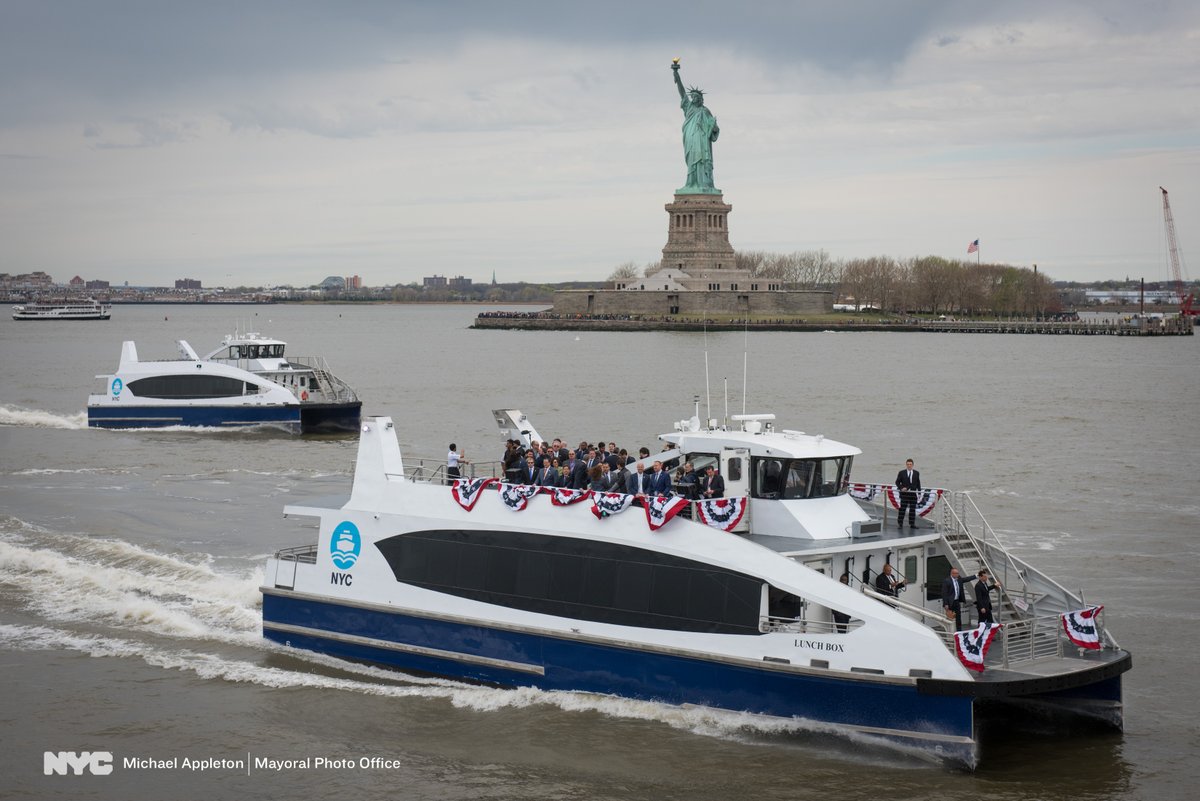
xmin=671 ymin=59 xmax=720 ymax=195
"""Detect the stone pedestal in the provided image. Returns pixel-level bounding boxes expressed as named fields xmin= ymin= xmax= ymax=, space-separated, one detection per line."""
xmin=659 ymin=193 xmax=748 ymax=289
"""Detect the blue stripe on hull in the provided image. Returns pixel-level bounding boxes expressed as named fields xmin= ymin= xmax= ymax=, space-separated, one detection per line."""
xmin=88 ymin=405 xmax=300 ymax=429
xmin=263 ymin=593 xmax=975 ymax=756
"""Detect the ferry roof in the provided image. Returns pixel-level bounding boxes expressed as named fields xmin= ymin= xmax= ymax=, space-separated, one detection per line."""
xmin=222 ymin=331 xmax=286 ymax=346
xmin=661 ymin=426 xmax=861 ymax=460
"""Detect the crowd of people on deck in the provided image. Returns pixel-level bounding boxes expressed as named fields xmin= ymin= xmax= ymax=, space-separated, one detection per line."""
xmin=476 ymin=310 xmax=815 ymax=326
xmin=498 ymin=437 xmax=724 ymax=501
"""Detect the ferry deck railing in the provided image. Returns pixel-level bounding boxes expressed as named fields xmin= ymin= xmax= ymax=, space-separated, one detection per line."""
xmin=209 ymin=354 xmax=360 ymax=403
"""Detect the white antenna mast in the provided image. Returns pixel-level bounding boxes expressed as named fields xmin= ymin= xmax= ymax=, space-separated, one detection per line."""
xmin=703 ymin=324 xmax=712 ymax=425
xmin=723 ymin=377 xmax=728 ymax=429
xmin=742 ymin=322 xmax=749 ymax=415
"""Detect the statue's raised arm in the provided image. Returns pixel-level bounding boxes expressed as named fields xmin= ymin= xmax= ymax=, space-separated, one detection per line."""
xmin=670 ymin=59 xmax=720 ymax=195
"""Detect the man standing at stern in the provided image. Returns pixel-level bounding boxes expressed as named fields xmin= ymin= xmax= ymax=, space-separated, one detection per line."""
xmin=895 ymin=458 xmax=921 ymax=527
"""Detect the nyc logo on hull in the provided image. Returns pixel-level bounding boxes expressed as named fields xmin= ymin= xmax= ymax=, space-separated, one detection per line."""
xmin=330 ymin=520 xmax=361 ymax=586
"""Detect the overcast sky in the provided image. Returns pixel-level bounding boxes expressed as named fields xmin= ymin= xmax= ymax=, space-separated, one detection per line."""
xmin=1 ymin=0 xmax=1197 ymax=287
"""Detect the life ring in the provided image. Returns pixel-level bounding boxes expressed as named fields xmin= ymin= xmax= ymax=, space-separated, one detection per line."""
xmin=300 ymin=390 xmax=308 ymax=401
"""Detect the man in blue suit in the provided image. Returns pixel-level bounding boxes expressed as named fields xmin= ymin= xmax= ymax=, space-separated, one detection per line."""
xmin=536 ymin=458 xmax=559 ymax=487
xmin=649 ymin=460 xmax=673 ymax=496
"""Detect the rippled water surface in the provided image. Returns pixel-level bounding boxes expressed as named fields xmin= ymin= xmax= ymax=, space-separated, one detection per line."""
xmin=1 ymin=304 xmax=1196 ymax=800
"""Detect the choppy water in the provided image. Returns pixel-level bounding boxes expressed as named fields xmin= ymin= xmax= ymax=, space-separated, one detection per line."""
xmin=1 ymin=303 xmax=1197 ymax=800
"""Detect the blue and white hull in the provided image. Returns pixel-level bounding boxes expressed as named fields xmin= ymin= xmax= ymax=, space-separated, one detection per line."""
xmin=86 ymin=337 xmax=360 ymax=432
xmin=88 ymin=403 xmax=300 ymax=429
xmin=261 ymin=415 xmax=1130 ymax=767
xmin=262 ymin=589 xmax=977 ymax=760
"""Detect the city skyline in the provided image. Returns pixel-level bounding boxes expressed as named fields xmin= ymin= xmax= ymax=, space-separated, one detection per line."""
xmin=2 ymin=1 xmax=1197 ymax=287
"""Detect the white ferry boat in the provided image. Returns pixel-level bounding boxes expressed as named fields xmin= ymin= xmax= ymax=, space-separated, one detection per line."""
xmin=261 ymin=408 xmax=1130 ymax=766
xmin=87 ymin=332 xmax=361 ymax=431
xmin=12 ymin=298 xmax=111 ymax=320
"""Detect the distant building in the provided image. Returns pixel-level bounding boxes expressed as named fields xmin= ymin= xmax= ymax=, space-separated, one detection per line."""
xmin=86 ymin=279 xmax=110 ymax=290
xmin=423 ymin=275 xmax=448 ymax=287
xmin=344 ymin=275 xmax=362 ymax=290
xmin=69 ymin=275 xmax=85 ymax=287
xmin=0 ymin=271 xmax=54 ymax=291
xmin=175 ymin=278 xmax=202 ymax=290
xmin=448 ymin=275 xmax=472 ymax=289
xmin=1085 ymin=289 xmax=1180 ymax=305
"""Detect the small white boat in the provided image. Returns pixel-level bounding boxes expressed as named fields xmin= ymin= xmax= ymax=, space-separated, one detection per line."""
xmin=12 ymin=298 xmax=111 ymax=320
xmin=87 ymin=332 xmax=361 ymax=431
xmin=260 ymin=407 xmax=1130 ymax=766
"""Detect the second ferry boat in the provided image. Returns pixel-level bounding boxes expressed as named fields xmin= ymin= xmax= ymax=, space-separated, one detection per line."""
xmin=87 ymin=331 xmax=361 ymax=432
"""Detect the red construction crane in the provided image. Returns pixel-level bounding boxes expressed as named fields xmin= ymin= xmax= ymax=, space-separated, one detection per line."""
xmin=1161 ymin=186 xmax=1195 ymax=316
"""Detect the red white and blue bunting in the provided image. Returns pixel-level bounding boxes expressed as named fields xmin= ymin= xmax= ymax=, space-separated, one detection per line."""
xmin=696 ymin=497 xmax=746 ymax=532
xmin=644 ymin=495 xmax=690 ymax=531
xmin=954 ymin=622 xmax=1002 ymax=672
xmin=498 ymin=483 xmax=540 ymax=512
xmin=885 ymin=486 xmax=943 ymax=518
xmin=1061 ymin=605 xmax=1104 ymax=650
xmin=848 ymin=483 xmax=880 ymax=502
xmin=591 ymin=492 xmax=635 ymax=519
xmin=450 ymin=477 xmax=496 ymax=511
xmin=549 ymin=487 xmax=591 ymax=506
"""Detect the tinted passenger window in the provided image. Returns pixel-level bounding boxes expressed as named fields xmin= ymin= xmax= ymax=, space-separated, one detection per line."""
xmin=126 ymin=374 xmax=245 ymax=399
xmin=376 ymin=529 xmax=765 ymax=635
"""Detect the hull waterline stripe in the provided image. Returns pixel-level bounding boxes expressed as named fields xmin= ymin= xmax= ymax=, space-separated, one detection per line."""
xmin=263 ymin=620 xmax=546 ymax=676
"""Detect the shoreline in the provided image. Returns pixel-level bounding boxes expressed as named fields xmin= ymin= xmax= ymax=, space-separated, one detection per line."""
xmin=472 ymin=315 xmax=1194 ymax=336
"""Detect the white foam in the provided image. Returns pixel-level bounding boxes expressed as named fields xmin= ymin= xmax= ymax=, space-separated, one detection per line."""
xmin=0 ymin=405 xmax=88 ymax=429
xmin=0 ymin=529 xmax=263 ymax=646
xmin=10 ymin=467 xmax=133 ymax=476
xmin=0 ymin=618 xmax=936 ymax=764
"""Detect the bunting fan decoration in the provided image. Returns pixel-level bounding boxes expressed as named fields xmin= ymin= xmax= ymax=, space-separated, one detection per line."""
xmin=885 ymin=486 xmax=943 ymax=517
xmin=450 ymin=477 xmax=496 ymax=511
xmin=954 ymin=622 xmax=1002 ymax=672
xmin=549 ymin=487 xmax=590 ymax=506
xmin=591 ymin=492 xmax=634 ymax=519
xmin=849 ymin=483 xmax=880 ymax=501
xmin=696 ymin=497 xmax=746 ymax=532
xmin=644 ymin=495 xmax=690 ymax=531
xmin=1061 ymin=605 xmax=1104 ymax=650
xmin=498 ymin=483 xmax=540 ymax=511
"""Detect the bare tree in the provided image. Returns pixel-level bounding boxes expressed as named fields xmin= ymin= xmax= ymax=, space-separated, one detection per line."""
xmin=607 ymin=261 xmax=642 ymax=285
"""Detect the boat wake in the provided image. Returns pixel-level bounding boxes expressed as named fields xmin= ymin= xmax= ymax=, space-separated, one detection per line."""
xmin=0 ymin=405 xmax=88 ymax=429
xmin=0 ymin=618 xmax=918 ymax=765
xmin=0 ymin=518 xmax=262 ymax=646
xmin=0 ymin=519 xmax=919 ymax=762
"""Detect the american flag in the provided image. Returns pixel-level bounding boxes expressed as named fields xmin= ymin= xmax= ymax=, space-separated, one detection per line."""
xmin=967 ymin=239 xmax=979 ymax=254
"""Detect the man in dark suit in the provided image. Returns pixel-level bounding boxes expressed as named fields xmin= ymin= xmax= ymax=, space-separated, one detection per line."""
xmin=520 ymin=452 xmax=537 ymax=485
xmin=895 ymin=458 xmax=921 ymax=527
xmin=565 ymin=454 xmax=587 ymax=490
xmin=626 ymin=461 xmax=651 ymax=497
xmin=941 ymin=567 xmax=966 ymax=631
xmin=701 ymin=465 xmax=725 ymax=499
xmin=874 ymin=563 xmax=906 ymax=597
xmin=974 ymin=568 xmax=1002 ymax=625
